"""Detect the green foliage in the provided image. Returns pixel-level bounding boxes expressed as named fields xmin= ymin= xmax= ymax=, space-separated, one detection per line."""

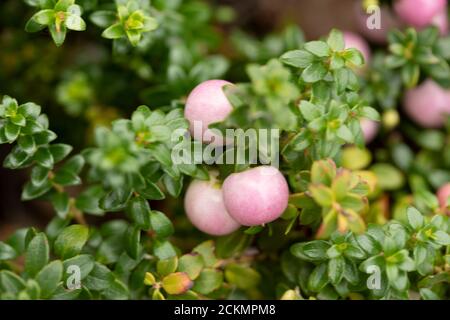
xmin=290 ymin=208 xmax=450 ymax=300
xmin=25 ymin=0 xmax=86 ymax=46
xmin=385 ymin=27 xmax=450 ymax=88
xmin=1 ymin=0 xmax=450 ymax=301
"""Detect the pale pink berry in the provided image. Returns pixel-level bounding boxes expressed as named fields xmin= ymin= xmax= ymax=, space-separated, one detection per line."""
xmin=431 ymin=7 xmax=449 ymax=35
xmin=360 ymin=118 xmax=379 ymax=144
xmin=403 ymin=79 xmax=450 ymax=128
xmin=394 ymin=0 xmax=446 ymax=28
xmin=184 ymin=174 xmax=240 ymax=236
xmin=354 ymin=4 xmax=401 ymax=44
xmin=437 ymin=183 xmax=450 ymax=212
xmin=222 ymin=166 xmax=289 ymax=226
xmin=343 ymin=31 xmax=371 ymax=65
xmin=184 ymin=80 xmax=233 ymax=146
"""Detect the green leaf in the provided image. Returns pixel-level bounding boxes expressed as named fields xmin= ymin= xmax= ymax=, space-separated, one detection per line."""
xmin=302 ymin=62 xmax=327 ymax=83
xmin=0 ymin=270 xmax=26 ymax=295
xmin=193 ymin=241 xmax=218 ymax=268
xmin=402 ymin=63 xmax=420 ymax=88
xmin=53 ymin=170 xmax=81 ymax=186
xmin=150 ymin=210 xmax=174 ymax=239
xmin=0 ymin=242 xmax=17 ymax=260
xmin=162 ymin=272 xmax=193 ymax=295
xmin=327 ymin=29 xmax=345 ymax=51
xmin=51 ymin=192 xmax=70 ymax=218
xmin=126 ymin=196 xmax=151 ymax=230
xmin=280 ymin=50 xmax=314 ymax=68
xmin=55 ymin=0 xmax=74 ymax=11
xmin=162 ymin=174 xmax=183 ymax=197
xmin=192 ymin=268 xmax=223 ymax=295
xmin=25 ymin=233 xmax=49 ymax=277
xmin=328 ymin=256 xmax=345 ymax=284
xmin=299 ymin=100 xmax=322 ymax=121
xmin=102 ymin=23 xmax=125 ymax=39
xmin=33 ymin=9 xmax=55 ymax=25
xmin=344 ymin=48 xmax=365 ymax=66
xmin=34 ymin=147 xmax=54 ymax=168
xmin=406 ymin=207 xmax=424 ymax=230
xmin=308 ymin=263 xmax=329 ymax=292
xmin=18 ymin=102 xmax=41 ymax=118
xmin=84 ymin=263 xmax=114 ymax=291
xmin=291 ymin=240 xmax=330 ymax=262
xmin=54 ymin=225 xmax=89 ymax=259
xmin=224 ymin=263 xmax=261 ymax=290
xmin=102 ymin=278 xmax=129 ymax=300
xmin=3 ymin=146 xmax=31 ymax=169
xmin=420 ymin=288 xmax=441 ymax=300
xmin=433 ymin=230 xmax=450 ymax=246
xmin=124 ymin=225 xmax=141 ymax=259
xmin=49 ymin=23 xmax=67 ymax=47
xmin=11 ymin=114 xmax=26 ymax=127
xmin=137 ymin=180 xmax=165 ymax=200
xmin=25 ymin=17 xmax=47 ymax=32
xmin=178 ymin=254 xmax=204 ymax=280
xmin=100 ymin=188 xmax=132 ymax=211
xmin=75 ymin=185 xmax=105 ymax=215
xmin=65 ymin=15 xmax=86 ymax=31
xmin=5 ymin=122 xmax=20 ymax=141
xmin=62 ymin=254 xmax=94 ymax=281
xmin=18 ymin=135 xmax=36 ymax=154
xmin=310 ymin=185 xmax=333 ymax=207
xmin=36 ymin=260 xmax=63 ymax=298
xmin=49 ymin=143 xmax=72 ymax=162
xmin=157 ymin=256 xmax=178 ymax=277
xmin=21 ymin=179 xmax=53 ymax=201
xmin=305 ymin=41 xmax=330 ymax=57
xmin=360 ymin=107 xmax=380 ymax=121
xmin=153 ymin=240 xmax=176 ymax=260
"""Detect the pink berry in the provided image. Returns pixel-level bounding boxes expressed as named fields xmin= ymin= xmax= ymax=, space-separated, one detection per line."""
xmin=222 ymin=166 xmax=289 ymax=226
xmin=184 ymin=80 xmax=233 ymax=146
xmin=403 ymin=79 xmax=450 ymax=128
xmin=431 ymin=7 xmax=449 ymax=35
xmin=437 ymin=183 xmax=450 ymax=212
xmin=394 ymin=0 xmax=446 ymax=28
xmin=360 ymin=118 xmax=379 ymax=144
xmin=184 ymin=174 xmax=240 ymax=236
xmin=343 ymin=31 xmax=371 ymax=65
xmin=354 ymin=4 xmax=401 ymax=44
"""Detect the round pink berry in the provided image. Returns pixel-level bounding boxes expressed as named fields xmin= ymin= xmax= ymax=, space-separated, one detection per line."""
xmin=437 ymin=183 xmax=450 ymax=212
xmin=184 ymin=174 xmax=240 ymax=236
xmin=222 ymin=166 xmax=289 ymax=226
xmin=394 ymin=0 xmax=446 ymax=28
xmin=403 ymin=79 xmax=450 ymax=128
xmin=360 ymin=118 xmax=379 ymax=144
xmin=184 ymin=80 xmax=233 ymax=146
xmin=431 ymin=7 xmax=449 ymax=35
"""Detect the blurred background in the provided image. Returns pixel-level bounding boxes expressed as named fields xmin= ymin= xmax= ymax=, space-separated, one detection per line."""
xmin=0 ymin=0 xmax=417 ymax=239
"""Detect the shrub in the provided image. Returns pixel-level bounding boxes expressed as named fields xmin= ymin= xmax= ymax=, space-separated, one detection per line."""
xmin=0 ymin=0 xmax=449 ymax=300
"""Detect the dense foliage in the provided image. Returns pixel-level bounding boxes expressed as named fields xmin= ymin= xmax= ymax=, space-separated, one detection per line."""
xmin=0 ymin=0 xmax=449 ymax=300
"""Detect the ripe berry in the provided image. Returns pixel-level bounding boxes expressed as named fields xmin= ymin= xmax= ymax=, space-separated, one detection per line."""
xmin=437 ymin=183 xmax=450 ymax=213
xmin=184 ymin=174 xmax=240 ymax=236
xmin=360 ymin=118 xmax=379 ymax=144
xmin=222 ymin=166 xmax=289 ymax=226
xmin=403 ymin=79 xmax=450 ymax=128
xmin=394 ymin=0 xmax=446 ymax=28
xmin=184 ymin=80 xmax=233 ymax=146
